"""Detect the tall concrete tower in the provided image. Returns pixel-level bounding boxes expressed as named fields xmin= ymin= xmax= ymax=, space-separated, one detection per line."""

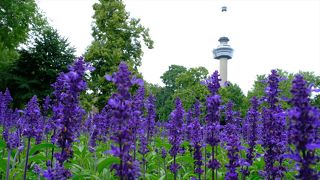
xmin=213 ymin=6 xmax=233 ymax=87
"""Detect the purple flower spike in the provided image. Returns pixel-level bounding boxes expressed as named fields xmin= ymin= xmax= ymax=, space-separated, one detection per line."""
xmin=106 ymin=62 xmax=141 ymax=179
xmin=287 ymin=74 xmax=320 ymax=179
xmin=168 ymin=98 xmax=184 ymax=177
xmin=22 ymin=96 xmax=43 ymax=141
xmin=204 ymin=71 xmax=222 ymax=177
xmin=203 ymin=70 xmax=221 ymax=95
xmin=42 ymin=57 xmax=92 ymax=179
xmin=161 ymin=148 xmax=167 ymax=159
xmin=261 ymin=70 xmax=287 ymax=179
xmin=189 ymin=100 xmax=204 ymax=177
xmin=223 ymin=101 xmax=241 ymax=179
xmin=0 ymin=89 xmax=13 ymax=127
xmin=145 ymin=94 xmax=156 ymax=143
xmin=241 ymin=96 xmax=260 ymax=177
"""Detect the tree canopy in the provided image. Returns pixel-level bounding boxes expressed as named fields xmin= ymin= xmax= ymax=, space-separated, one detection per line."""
xmin=84 ymin=0 xmax=154 ymax=110
xmin=1 ymin=24 xmax=75 ymax=107
xmin=247 ymin=69 xmax=320 ymax=109
xmin=0 ymin=0 xmax=38 ymax=66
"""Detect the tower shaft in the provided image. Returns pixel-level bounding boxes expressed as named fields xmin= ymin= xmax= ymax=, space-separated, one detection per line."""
xmin=219 ymin=58 xmax=228 ymax=86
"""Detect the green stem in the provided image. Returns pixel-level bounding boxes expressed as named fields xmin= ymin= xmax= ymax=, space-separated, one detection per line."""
xmin=204 ymin=145 xmax=207 ymax=180
xmin=164 ymin=158 xmax=167 ymax=180
xmin=50 ymin=145 xmax=54 ymax=168
xmin=215 ymin=146 xmax=218 ymax=180
xmin=93 ymin=151 xmax=97 ymax=172
xmin=23 ymin=137 xmax=31 ymax=180
xmin=6 ymin=149 xmax=11 ymax=180
xmin=173 ymin=156 xmax=177 ymax=180
xmin=212 ymin=146 xmax=214 ymax=180
xmin=45 ymin=135 xmax=49 ymax=158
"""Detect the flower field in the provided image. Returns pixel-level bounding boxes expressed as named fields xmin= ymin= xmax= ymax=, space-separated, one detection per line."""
xmin=0 ymin=57 xmax=319 ymax=180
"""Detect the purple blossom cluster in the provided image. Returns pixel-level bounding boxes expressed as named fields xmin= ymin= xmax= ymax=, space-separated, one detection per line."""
xmin=260 ymin=70 xmax=288 ymax=179
xmin=204 ymin=71 xmax=222 ymax=174
xmin=131 ymin=86 xmax=145 ymax=159
xmin=105 ymin=62 xmax=143 ymax=179
xmin=0 ymin=89 xmax=21 ymax=150
xmin=0 ymin=89 xmax=13 ymax=126
xmin=42 ymin=57 xmax=93 ymax=179
xmin=87 ymin=105 xmax=111 ymax=152
xmin=222 ymin=101 xmax=241 ymax=180
xmin=189 ymin=100 xmax=204 ymax=178
xmin=145 ymin=94 xmax=156 ymax=143
xmin=21 ymin=96 xmax=43 ymax=143
xmin=241 ymin=96 xmax=260 ymax=177
xmin=167 ymin=98 xmax=184 ymax=178
xmin=287 ymin=74 xmax=320 ymax=179
xmin=138 ymin=93 xmax=157 ymax=167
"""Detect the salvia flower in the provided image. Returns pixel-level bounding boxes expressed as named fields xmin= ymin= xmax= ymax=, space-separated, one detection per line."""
xmin=138 ymin=129 xmax=149 ymax=156
xmin=0 ymin=89 xmax=13 ymax=127
xmin=44 ymin=57 xmax=93 ymax=179
xmin=204 ymin=71 xmax=222 ymax=174
xmin=22 ymin=96 xmax=43 ymax=142
xmin=261 ymin=70 xmax=287 ymax=179
xmin=0 ymin=89 xmax=21 ymax=149
xmin=185 ymin=109 xmax=193 ymax=141
xmin=203 ymin=70 xmax=221 ymax=95
xmin=161 ymin=147 xmax=167 ymax=159
xmin=3 ymin=130 xmax=20 ymax=150
xmin=88 ymin=107 xmax=110 ymax=152
xmin=131 ymin=86 xmax=145 ymax=158
xmin=167 ymin=98 xmax=184 ymax=177
xmin=241 ymin=96 xmax=260 ymax=177
xmin=222 ymin=101 xmax=241 ymax=180
xmin=106 ymin=62 xmax=142 ymax=179
xmin=42 ymin=163 xmax=72 ymax=180
xmin=287 ymin=74 xmax=320 ymax=179
xmin=188 ymin=100 xmax=204 ymax=177
xmin=42 ymin=96 xmax=53 ymax=134
xmin=145 ymin=94 xmax=156 ymax=143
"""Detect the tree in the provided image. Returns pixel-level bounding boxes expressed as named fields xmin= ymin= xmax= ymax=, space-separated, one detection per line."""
xmin=149 ymin=65 xmax=209 ymax=121
xmin=219 ymin=82 xmax=249 ymax=116
xmin=2 ymin=26 xmax=75 ymax=107
xmin=0 ymin=0 xmax=37 ymax=66
xmin=160 ymin=65 xmax=187 ymax=91
xmin=173 ymin=67 xmax=209 ymax=110
xmin=85 ymin=0 xmax=153 ymax=109
xmin=247 ymin=69 xmax=320 ymax=109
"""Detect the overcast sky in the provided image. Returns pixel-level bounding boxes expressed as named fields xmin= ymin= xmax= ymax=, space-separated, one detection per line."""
xmin=37 ymin=0 xmax=320 ymax=94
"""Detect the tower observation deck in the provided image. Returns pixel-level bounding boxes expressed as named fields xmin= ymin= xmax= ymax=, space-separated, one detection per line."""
xmin=213 ymin=6 xmax=233 ymax=87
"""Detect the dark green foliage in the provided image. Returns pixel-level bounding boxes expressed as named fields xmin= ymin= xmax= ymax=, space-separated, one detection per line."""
xmin=219 ymin=82 xmax=249 ymax=116
xmin=1 ymin=27 xmax=75 ymax=108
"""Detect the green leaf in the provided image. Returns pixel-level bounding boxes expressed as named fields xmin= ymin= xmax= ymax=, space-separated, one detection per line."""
xmin=0 ymin=158 xmax=7 ymax=171
xmin=28 ymin=153 xmax=47 ymax=163
xmin=0 ymin=139 xmax=6 ymax=149
xmin=29 ymin=143 xmax=54 ymax=155
xmin=97 ymin=157 xmax=120 ymax=173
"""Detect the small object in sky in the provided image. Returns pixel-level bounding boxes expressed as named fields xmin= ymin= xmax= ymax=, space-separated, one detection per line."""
xmin=222 ymin=6 xmax=227 ymax=12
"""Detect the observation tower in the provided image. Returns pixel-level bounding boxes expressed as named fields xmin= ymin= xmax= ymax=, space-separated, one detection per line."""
xmin=213 ymin=6 xmax=233 ymax=87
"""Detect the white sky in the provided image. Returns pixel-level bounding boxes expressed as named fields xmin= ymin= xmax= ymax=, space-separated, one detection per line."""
xmin=37 ymin=0 xmax=320 ymax=94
